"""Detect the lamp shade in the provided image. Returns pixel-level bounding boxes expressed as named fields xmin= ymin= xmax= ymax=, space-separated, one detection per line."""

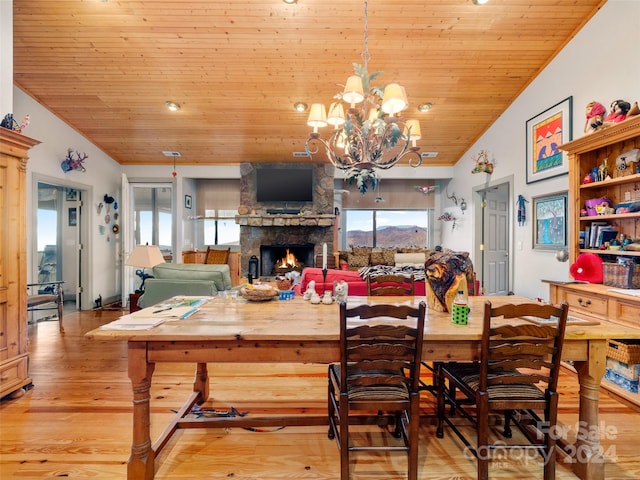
xmin=381 ymin=83 xmax=408 ymax=115
xmin=126 ymin=244 xmax=165 ymax=269
xmin=327 ymin=102 xmax=346 ymax=128
xmin=404 ymin=119 xmax=422 ymax=147
xmin=342 ymin=75 xmax=364 ymax=106
xmin=307 ymin=103 xmax=327 ymax=132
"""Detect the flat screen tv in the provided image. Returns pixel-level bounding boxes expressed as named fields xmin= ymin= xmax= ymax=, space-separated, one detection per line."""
xmin=256 ymin=168 xmax=313 ymax=202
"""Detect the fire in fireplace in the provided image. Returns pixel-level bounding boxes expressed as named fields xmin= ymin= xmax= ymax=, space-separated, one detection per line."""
xmin=260 ymin=244 xmax=314 ymax=277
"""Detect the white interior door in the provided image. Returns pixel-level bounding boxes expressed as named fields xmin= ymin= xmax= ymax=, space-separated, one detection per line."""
xmin=476 ymin=181 xmax=511 ymax=295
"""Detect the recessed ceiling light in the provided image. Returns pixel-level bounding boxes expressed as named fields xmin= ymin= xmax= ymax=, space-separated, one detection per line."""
xmin=294 ymin=102 xmax=308 ymax=112
xmin=417 ymin=102 xmax=433 ymax=112
xmin=283 ymin=0 xmax=298 ymax=4
xmin=164 ymin=101 xmax=181 ymax=112
xmin=472 ymin=0 xmax=490 ymax=5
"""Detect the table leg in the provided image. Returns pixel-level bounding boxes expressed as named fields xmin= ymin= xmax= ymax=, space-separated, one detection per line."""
xmin=127 ymin=342 xmax=156 ymax=480
xmin=194 ymin=362 xmax=209 ymax=403
xmin=571 ymin=339 xmax=606 ymax=480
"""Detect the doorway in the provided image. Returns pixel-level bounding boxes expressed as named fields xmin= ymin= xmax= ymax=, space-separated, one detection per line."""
xmin=473 ymin=177 xmax=512 ymax=295
xmin=33 ymin=177 xmax=90 ymax=311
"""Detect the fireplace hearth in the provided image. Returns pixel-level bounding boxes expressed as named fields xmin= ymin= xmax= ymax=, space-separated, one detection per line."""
xmin=260 ymin=244 xmax=314 ymax=277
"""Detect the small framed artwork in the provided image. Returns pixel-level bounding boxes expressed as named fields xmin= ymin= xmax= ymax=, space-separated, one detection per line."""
xmin=68 ymin=207 xmax=77 ymax=226
xmin=184 ymin=195 xmax=192 ymax=209
xmin=525 ymin=96 xmax=573 ymax=184
xmin=532 ymin=191 xmax=568 ymax=250
xmin=66 ymin=188 xmax=77 ymax=201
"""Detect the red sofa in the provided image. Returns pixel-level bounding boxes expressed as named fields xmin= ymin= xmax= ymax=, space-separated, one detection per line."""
xmin=293 ymin=267 xmax=426 ymax=296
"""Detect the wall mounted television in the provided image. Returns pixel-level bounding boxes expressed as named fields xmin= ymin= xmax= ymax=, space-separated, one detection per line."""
xmin=256 ymin=168 xmax=313 ymax=202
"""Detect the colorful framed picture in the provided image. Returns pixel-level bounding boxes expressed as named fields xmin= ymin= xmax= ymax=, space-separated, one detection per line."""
xmin=184 ymin=195 xmax=192 ymax=209
xmin=526 ymin=96 xmax=573 ymax=184
xmin=532 ymin=191 xmax=568 ymax=250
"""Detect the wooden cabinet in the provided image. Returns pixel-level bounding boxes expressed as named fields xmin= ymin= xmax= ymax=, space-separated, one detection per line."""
xmin=551 ymin=117 xmax=640 ymax=408
xmin=1 ymin=129 xmax=40 ymax=399
xmin=564 ymin=115 xmax=640 ymax=266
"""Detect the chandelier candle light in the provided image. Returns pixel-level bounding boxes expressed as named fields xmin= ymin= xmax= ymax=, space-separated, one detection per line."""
xmin=305 ymin=0 xmax=423 ymax=194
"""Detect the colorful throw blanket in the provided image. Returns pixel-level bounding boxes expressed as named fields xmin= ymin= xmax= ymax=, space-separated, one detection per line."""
xmin=358 ymin=265 xmax=426 ymax=282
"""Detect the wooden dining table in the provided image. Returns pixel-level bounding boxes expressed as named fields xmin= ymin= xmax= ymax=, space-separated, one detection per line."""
xmin=86 ymin=294 xmax=640 ymax=480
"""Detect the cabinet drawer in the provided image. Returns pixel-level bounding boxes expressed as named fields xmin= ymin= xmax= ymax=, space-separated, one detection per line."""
xmin=0 ymin=356 xmax=28 ymax=392
xmin=563 ymin=290 xmax=607 ymax=317
xmin=610 ymin=298 xmax=640 ymax=329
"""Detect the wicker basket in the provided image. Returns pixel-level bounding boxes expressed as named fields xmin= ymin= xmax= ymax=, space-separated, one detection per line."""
xmin=607 ymin=339 xmax=640 ymax=364
xmin=240 ymin=285 xmax=279 ymax=301
xmin=602 ymin=262 xmax=640 ymax=289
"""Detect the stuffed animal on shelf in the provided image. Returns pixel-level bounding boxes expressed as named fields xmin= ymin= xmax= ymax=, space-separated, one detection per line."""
xmin=584 ymin=101 xmax=606 ymax=133
xmin=603 ymin=99 xmax=631 ymax=126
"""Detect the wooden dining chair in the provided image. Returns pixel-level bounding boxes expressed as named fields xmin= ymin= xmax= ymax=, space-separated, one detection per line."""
xmin=204 ymin=246 xmax=230 ymax=265
xmin=436 ymin=300 xmax=569 ymax=480
xmin=27 ymin=281 xmax=64 ymax=332
xmin=367 ymin=273 xmax=415 ymax=296
xmin=328 ymin=302 xmax=426 ymax=480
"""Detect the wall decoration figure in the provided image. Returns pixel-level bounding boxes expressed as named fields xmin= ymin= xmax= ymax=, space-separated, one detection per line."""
xmin=471 ymin=149 xmax=494 ymax=174
xmin=61 ymin=148 xmax=88 ymax=173
xmin=517 ymin=195 xmax=529 ymax=226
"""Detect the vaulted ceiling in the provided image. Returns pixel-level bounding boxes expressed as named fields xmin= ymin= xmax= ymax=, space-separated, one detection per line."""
xmin=12 ymin=0 xmax=605 ymax=167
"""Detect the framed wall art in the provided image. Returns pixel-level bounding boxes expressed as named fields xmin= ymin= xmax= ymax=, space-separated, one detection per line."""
xmin=68 ymin=207 xmax=77 ymax=226
xmin=532 ymin=191 xmax=568 ymax=250
xmin=525 ymin=96 xmax=573 ymax=184
xmin=184 ymin=195 xmax=192 ymax=209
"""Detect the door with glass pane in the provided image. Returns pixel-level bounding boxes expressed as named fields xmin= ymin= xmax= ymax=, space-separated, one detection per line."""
xmin=35 ymin=182 xmax=83 ymax=309
xmin=132 ymin=185 xmax=173 ymax=260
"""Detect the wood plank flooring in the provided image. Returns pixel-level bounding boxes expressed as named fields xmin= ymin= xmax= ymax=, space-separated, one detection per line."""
xmin=1 ymin=309 xmax=639 ymax=479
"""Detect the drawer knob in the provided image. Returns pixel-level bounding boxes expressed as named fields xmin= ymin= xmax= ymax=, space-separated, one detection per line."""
xmin=577 ymin=298 xmax=591 ymax=307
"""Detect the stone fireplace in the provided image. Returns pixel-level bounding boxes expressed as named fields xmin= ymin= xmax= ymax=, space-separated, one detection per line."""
xmin=236 ymin=162 xmax=335 ymax=278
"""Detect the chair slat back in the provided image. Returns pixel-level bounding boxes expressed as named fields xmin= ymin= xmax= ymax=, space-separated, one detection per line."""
xmin=480 ymin=301 xmax=569 ymax=392
xmin=205 ymin=247 xmax=230 ymax=264
xmin=340 ymin=302 xmax=426 ymax=395
xmin=367 ymin=274 xmax=415 ymax=296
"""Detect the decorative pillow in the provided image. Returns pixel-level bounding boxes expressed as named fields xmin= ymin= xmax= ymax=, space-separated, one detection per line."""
xmin=348 ymin=253 xmax=370 ymax=268
xmin=370 ymin=250 xmax=385 ymax=265
xmin=394 ymin=252 xmax=426 ymax=268
xmin=352 ymin=246 xmax=372 ymax=255
xmin=382 ymin=248 xmax=396 ymax=266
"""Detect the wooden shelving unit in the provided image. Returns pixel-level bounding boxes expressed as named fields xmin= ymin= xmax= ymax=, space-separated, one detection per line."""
xmin=547 ymin=116 xmax=640 ymax=410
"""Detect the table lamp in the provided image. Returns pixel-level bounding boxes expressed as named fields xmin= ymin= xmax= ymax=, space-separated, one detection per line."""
xmin=125 ymin=244 xmax=165 ymax=293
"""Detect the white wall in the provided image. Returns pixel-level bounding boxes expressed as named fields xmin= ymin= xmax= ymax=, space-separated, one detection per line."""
xmin=441 ymin=0 xmax=640 ymax=300
xmin=14 ymin=87 xmax=123 ymax=304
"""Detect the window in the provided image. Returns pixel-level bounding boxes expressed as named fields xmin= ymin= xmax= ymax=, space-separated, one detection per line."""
xmin=203 ymin=209 xmax=240 ymax=246
xmin=344 ymin=209 xmax=434 ymax=248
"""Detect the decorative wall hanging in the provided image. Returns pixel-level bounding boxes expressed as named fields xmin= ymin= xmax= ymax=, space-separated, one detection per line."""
xmin=438 ymin=212 xmax=457 ymax=231
xmin=61 ymin=148 xmax=88 ymax=173
xmin=532 ymin=191 xmax=568 ymax=250
xmin=526 ymin=96 xmax=572 ymax=184
xmin=471 ymin=149 xmax=494 ymax=174
xmin=516 ymin=194 xmax=529 ymax=226
xmin=415 ymin=185 xmax=439 ymax=194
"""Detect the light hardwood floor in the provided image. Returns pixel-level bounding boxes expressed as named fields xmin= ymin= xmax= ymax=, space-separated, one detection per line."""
xmin=1 ymin=309 xmax=639 ymax=479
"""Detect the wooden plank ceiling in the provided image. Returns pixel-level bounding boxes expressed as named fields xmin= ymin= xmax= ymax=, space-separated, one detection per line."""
xmin=12 ymin=0 xmax=605 ymax=167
